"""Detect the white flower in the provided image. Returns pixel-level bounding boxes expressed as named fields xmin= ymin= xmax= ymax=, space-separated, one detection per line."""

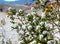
xmin=25 ymin=17 xmax=28 ymax=20
xmin=47 ymin=41 xmax=51 ymax=44
xmin=44 ymin=38 xmax=47 ymax=41
xmin=19 ymin=9 xmax=23 ymax=12
xmin=41 ymin=12 xmax=45 ymax=18
xmin=40 ymin=1 xmax=43 ymax=4
xmin=26 ymin=31 xmax=29 ymax=35
xmin=25 ymin=20 xmax=28 ymax=22
xmin=26 ymin=13 xmax=31 ymax=16
xmin=25 ymin=36 xmax=32 ymax=41
xmin=30 ymin=40 xmax=36 ymax=44
xmin=23 ymin=21 xmax=26 ymax=24
xmin=16 ymin=12 xmax=19 ymax=15
xmin=31 ymin=32 xmax=34 ymax=34
xmin=22 ymin=25 xmax=26 ymax=29
xmin=31 ymin=12 xmax=36 ymax=15
xmin=55 ymin=21 xmax=59 ymax=24
xmin=29 ymin=36 xmax=32 ymax=40
xmin=26 ymin=23 xmax=30 ymax=26
xmin=33 ymin=19 xmax=36 ymax=22
xmin=39 ymin=22 xmax=44 ymax=25
xmin=38 ymin=43 xmax=41 ymax=44
xmin=33 ymin=35 xmax=36 ymax=37
xmin=27 ymin=12 xmax=36 ymax=16
xmin=59 ymin=8 xmax=60 ymax=11
xmin=33 ymin=16 xmax=36 ymax=20
xmin=33 ymin=16 xmax=39 ymax=20
xmin=19 ymin=30 xmax=24 ymax=34
xmin=54 ymin=38 xmax=59 ymax=41
xmin=57 ymin=14 xmax=59 ymax=19
xmin=45 ymin=22 xmax=52 ymax=28
xmin=42 ymin=31 xmax=47 ymax=34
xmin=39 ymin=34 xmax=43 ymax=40
xmin=18 ymin=21 xmax=22 ymax=25
xmin=47 ymin=40 xmax=54 ymax=44
xmin=39 ymin=0 xmax=41 ymax=2
xmin=28 ymin=25 xmax=32 ymax=29
xmin=8 ymin=7 xmax=12 ymax=10
xmin=31 ymin=7 xmax=34 ymax=10
xmin=36 ymin=25 xmax=40 ymax=29
xmin=36 ymin=17 xmax=39 ymax=20
xmin=20 ymin=40 xmax=24 ymax=43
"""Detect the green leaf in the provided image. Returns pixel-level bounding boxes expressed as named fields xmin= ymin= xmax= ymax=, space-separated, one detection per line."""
xmin=10 ymin=16 xmax=15 ymax=20
xmin=9 ymin=40 xmax=12 ymax=44
xmin=10 ymin=21 xmax=15 ymax=24
xmin=2 ymin=39 xmax=4 ymax=44
xmin=6 ymin=42 xmax=9 ymax=44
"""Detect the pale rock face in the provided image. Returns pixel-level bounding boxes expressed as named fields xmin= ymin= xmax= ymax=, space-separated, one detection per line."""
xmin=0 ymin=12 xmax=18 ymax=44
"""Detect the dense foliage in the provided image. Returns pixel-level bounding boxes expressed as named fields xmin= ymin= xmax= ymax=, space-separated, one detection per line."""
xmin=5 ymin=0 xmax=60 ymax=44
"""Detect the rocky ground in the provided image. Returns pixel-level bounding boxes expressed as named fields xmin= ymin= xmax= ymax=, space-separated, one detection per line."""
xmin=0 ymin=4 xmax=32 ymax=12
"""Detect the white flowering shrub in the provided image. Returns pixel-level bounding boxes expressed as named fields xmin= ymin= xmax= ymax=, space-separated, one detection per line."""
xmin=7 ymin=7 xmax=60 ymax=44
xmin=6 ymin=0 xmax=60 ymax=44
